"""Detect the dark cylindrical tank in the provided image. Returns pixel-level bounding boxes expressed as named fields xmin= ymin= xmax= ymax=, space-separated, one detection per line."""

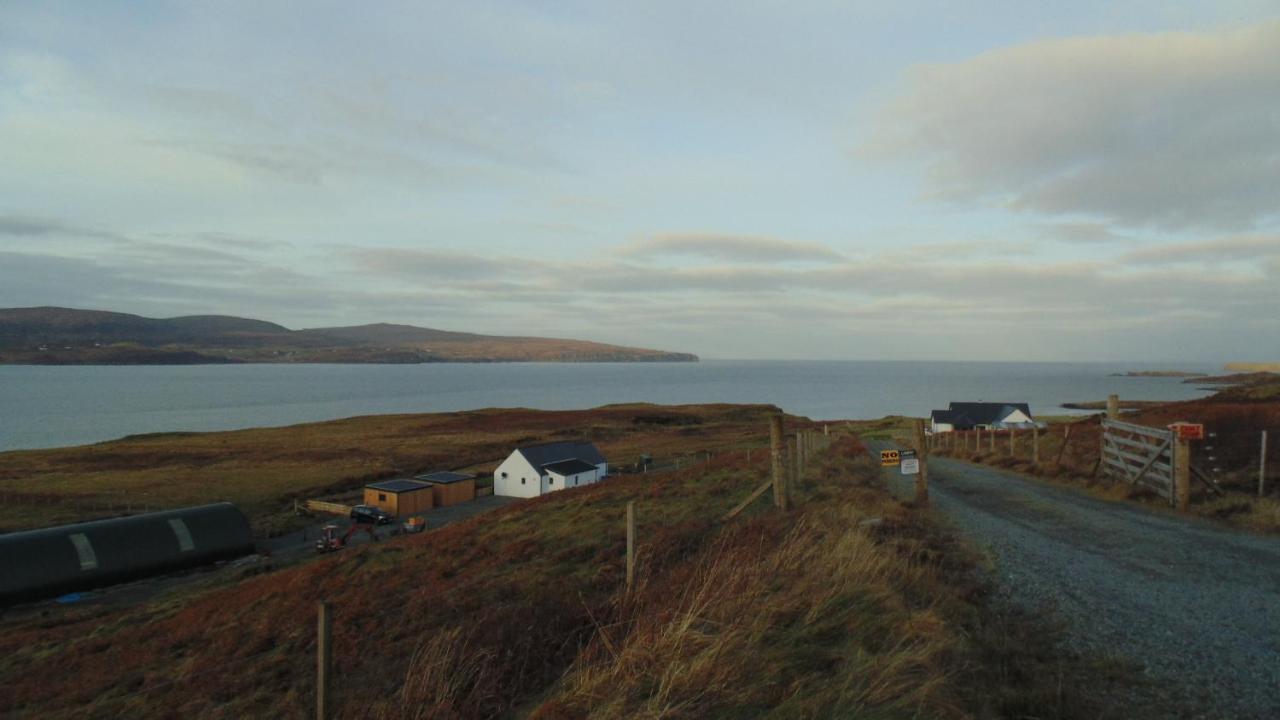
xmin=0 ymin=502 xmax=254 ymax=605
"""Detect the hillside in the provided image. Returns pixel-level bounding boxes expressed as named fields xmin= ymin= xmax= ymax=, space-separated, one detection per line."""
xmin=0 ymin=307 xmax=698 ymax=364
xmin=0 ymin=417 xmax=1118 ymax=719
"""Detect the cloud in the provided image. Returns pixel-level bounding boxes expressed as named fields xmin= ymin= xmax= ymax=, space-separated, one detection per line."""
xmin=349 ymin=248 xmax=513 ymax=279
xmin=0 ymin=215 xmax=124 ymax=242
xmin=619 ymin=233 xmax=845 ymax=263
xmin=865 ymin=21 xmax=1280 ymax=231
xmin=1032 ymin=222 xmax=1135 ymax=245
xmin=1122 ymin=234 xmax=1280 ymax=264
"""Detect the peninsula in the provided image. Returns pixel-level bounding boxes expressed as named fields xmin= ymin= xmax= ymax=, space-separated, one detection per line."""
xmin=0 ymin=307 xmax=698 ymax=364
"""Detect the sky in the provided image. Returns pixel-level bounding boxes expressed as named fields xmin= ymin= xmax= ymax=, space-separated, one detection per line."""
xmin=1 ymin=1 xmax=1277 ymax=362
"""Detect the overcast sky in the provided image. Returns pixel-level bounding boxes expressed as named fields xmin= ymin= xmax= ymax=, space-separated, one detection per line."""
xmin=1 ymin=2 xmax=1277 ymax=362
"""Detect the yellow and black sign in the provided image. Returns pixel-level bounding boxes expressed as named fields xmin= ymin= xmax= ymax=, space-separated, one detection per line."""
xmin=880 ymin=449 xmax=900 ymax=466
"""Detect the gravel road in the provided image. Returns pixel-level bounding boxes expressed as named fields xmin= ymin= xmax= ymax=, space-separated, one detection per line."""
xmin=870 ymin=442 xmax=1280 ymax=719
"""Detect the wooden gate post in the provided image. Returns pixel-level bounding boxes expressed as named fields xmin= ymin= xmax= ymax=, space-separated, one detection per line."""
xmin=626 ymin=501 xmax=636 ymax=594
xmin=1173 ymin=435 xmax=1191 ymax=511
xmin=770 ymin=416 xmax=787 ymax=510
xmin=1107 ymin=394 xmax=1120 ymax=420
xmin=317 ymin=602 xmax=331 ymax=720
xmin=1010 ymin=428 xmax=1017 ymax=455
xmin=913 ymin=420 xmax=929 ymax=504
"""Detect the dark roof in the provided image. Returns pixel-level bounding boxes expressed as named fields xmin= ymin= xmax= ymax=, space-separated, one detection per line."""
xmin=543 ymin=458 xmax=599 ymax=476
xmin=516 ymin=441 xmax=605 ymax=469
xmin=930 ymin=409 xmax=957 ymax=422
xmin=413 ymin=471 xmax=475 ymax=485
xmin=366 ymin=478 xmax=432 ymax=493
xmin=945 ymin=402 xmax=1033 ymax=426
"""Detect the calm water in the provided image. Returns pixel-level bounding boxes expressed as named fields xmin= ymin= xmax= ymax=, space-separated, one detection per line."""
xmin=0 ymin=361 xmax=1220 ymax=452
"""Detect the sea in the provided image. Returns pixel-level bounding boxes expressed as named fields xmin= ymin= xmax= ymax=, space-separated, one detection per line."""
xmin=0 ymin=360 xmax=1223 ymax=452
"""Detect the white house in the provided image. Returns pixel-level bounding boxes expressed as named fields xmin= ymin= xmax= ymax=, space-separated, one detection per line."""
xmin=493 ymin=441 xmax=608 ymax=498
xmin=929 ymin=402 xmax=1036 ymax=433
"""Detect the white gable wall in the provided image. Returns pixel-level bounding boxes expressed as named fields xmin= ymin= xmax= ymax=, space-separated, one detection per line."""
xmin=494 ymin=451 xmax=541 ymax=498
xmin=1001 ymin=409 xmax=1033 ymax=424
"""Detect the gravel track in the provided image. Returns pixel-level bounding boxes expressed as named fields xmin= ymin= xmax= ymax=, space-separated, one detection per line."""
xmin=870 ymin=442 xmax=1280 ymax=719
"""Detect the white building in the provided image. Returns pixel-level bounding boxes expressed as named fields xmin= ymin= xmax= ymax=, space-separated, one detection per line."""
xmin=493 ymin=441 xmax=608 ymax=498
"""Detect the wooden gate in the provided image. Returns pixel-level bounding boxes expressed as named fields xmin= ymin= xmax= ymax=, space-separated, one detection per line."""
xmin=1100 ymin=419 xmax=1177 ymax=505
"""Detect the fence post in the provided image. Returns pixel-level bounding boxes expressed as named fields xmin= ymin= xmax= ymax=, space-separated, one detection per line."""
xmin=796 ymin=430 xmax=804 ymax=472
xmin=1261 ymin=430 xmax=1269 ymax=499
xmin=913 ymin=420 xmax=929 ymax=504
xmin=1010 ymin=428 xmax=1017 ymax=455
xmin=1173 ymin=435 xmax=1191 ymax=511
xmin=789 ymin=436 xmax=799 ymax=494
xmin=1107 ymin=394 xmax=1120 ymax=420
xmin=1055 ymin=425 xmax=1073 ymax=466
xmin=317 ymin=602 xmax=331 ymax=720
xmin=770 ymin=416 xmax=787 ymax=510
xmin=1032 ymin=427 xmax=1040 ymax=465
xmin=626 ymin=501 xmax=636 ymax=594
xmin=976 ymin=427 xmax=982 ymax=452
xmin=989 ymin=429 xmax=995 ymax=452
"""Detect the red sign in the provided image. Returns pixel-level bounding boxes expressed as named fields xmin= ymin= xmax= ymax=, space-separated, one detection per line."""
xmin=1168 ymin=422 xmax=1205 ymax=440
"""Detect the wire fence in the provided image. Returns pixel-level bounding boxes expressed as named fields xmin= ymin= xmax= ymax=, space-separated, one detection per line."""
xmin=1196 ymin=427 xmax=1276 ymax=495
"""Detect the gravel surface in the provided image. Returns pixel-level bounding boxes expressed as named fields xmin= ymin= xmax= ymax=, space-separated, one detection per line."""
xmin=871 ymin=442 xmax=1280 ymax=719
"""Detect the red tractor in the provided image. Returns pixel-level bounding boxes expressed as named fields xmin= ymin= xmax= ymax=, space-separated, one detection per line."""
xmin=315 ymin=523 xmax=379 ymax=553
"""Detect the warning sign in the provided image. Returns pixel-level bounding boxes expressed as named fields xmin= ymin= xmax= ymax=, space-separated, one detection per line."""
xmin=900 ymin=458 xmax=920 ymax=475
xmin=880 ymin=449 xmax=900 ymax=466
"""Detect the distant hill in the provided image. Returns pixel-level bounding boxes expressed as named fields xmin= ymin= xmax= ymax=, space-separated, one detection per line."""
xmin=0 ymin=307 xmax=698 ymax=364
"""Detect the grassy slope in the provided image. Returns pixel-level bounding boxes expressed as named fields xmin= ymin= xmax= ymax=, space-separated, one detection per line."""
xmin=0 ymin=404 xmax=770 ymax=535
xmin=0 ymin=426 xmax=1128 ymax=719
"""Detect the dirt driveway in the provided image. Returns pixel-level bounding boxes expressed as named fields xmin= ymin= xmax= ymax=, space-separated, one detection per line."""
xmin=869 ymin=441 xmax=1280 ymax=719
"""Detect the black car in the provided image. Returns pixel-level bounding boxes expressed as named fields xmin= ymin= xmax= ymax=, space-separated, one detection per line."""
xmin=350 ymin=504 xmax=394 ymax=525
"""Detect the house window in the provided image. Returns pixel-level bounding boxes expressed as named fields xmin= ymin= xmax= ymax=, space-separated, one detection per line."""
xmin=550 ymin=477 xmax=555 ymax=486
xmin=521 ymin=477 xmax=526 ymax=484
xmin=501 ymin=471 xmax=508 ymax=479
xmin=378 ymin=493 xmax=387 ymax=501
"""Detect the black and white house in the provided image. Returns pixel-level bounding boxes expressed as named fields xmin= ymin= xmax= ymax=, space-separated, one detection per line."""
xmin=930 ymin=402 xmax=1036 ymax=433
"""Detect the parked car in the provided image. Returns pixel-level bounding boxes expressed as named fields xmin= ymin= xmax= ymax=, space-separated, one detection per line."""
xmin=350 ymin=505 xmax=393 ymax=525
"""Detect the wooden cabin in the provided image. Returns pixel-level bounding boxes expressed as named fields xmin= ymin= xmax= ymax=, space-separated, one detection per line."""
xmin=414 ymin=471 xmax=477 ymax=507
xmin=364 ymin=479 xmax=434 ymax=517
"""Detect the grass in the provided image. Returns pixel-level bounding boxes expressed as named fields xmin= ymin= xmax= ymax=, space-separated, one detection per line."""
xmin=0 ymin=418 xmax=1132 ymax=719
xmin=0 ymin=403 xmax=779 ymax=535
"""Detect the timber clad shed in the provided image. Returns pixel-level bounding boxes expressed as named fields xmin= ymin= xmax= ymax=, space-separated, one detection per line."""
xmin=364 ymin=479 xmax=433 ymax=517
xmin=414 ymin=472 xmax=477 ymax=507
xmin=0 ymin=502 xmax=254 ymax=605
